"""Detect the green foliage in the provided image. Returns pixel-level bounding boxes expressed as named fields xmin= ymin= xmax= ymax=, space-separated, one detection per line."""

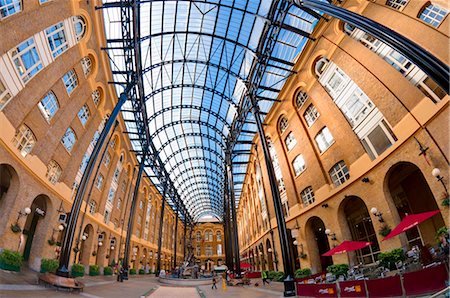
xmin=40 ymin=259 xmax=59 ymax=273
xmin=0 ymin=249 xmax=22 ymax=271
xmin=377 ymin=248 xmax=405 ymax=270
xmin=47 ymin=239 xmax=56 ymax=246
xmin=379 ymin=225 xmax=392 ymax=237
xmin=103 ymin=266 xmax=113 ymax=276
xmin=327 ymin=264 xmax=349 ymax=278
xmin=89 ymin=265 xmax=100 ymax=276
xmin=71 ymin=264 xmax=85 ymax=277
xmin=294 ymin=268 xmax=312 ymax=279
xmin=436 ymin=226 xmax=449 ymax=240
xmin=268 ymin=271 xmax=285 ymax=282
xmin=10 ymin=224 xmax=21 ymax=233
xmin=138 ymin=269 xmax=145 ymax=275
xmin=129 ymin=268 xmax=136 ymax=275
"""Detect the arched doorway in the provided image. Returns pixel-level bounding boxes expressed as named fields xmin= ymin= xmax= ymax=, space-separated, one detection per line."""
xmin=305 ymin=216 xmax=333 ymax=273
xmin=339 ymin=196 xmax=380 ymax=265
xmin=266 ymin=239 xmax=274 ymax=271
xmin=79 ymin=224 xmax=94 ymax=265
xmin=387 ymin=162 xmax=445 ymax=247
xmin=0 ymin=164 xmax=20 ymax=239
xmin=22 ymin=195 xmax=51 ymax=264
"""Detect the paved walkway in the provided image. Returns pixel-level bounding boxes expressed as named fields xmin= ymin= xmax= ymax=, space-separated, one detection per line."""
xmin=149 ymin=286 xmax=199 ymax=298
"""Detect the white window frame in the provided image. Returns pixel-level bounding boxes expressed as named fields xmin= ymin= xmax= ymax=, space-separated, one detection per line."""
xmin=77 ymin=104 xmax=90 ymax=126
xmin=12 ymin=124 xmax=36 ymax=157
xmin=329 ymin=161 xmax=350 ymax=187
xmin=38 ymin=91 xmax=59 ymax=122
xmin=279 ymin=117 xmax=289 ymax=134
xmin=92 ymin=89 xmax=101 ymax=106
xmin=46 ymin=160 xmax=62 ymax=184
xmin=0 ymin=0 xmax=21 ymax=19
xmin=285 ymin=132 xmax=297 ymax=151
xmin=81 ymin=56 xmax=92 ymax=77
xmin=62 ymin=69 xmax=78 ymax=95
xmin=419 ymin=3 xmax=448 ymax=28
xmin=315 ymin=127 xmax=335 ymax=153
xmin=89 ymin=201 xmax=96 ymax=215
xmin=10 ymin=37 xmax=43 ymax=83
xmin=303 ymin=104 xmax=320 ymax=127
xmin=72 ymin=16 xmax=87 ymax=41
xmin=103 ymin=152 xmax=111 ymax=167
xmin=301 ymin=186 xmax=315 ymax=206
xmin=296 ymin=90 xmax=308 ymax=108
xmin=386 ymin=0 xmax=409 ymax=11
xmin=45 ymin=22 xmax=69 ymax=58
xmin=292 ymin=154 xmax=306 ymax=176
xmin=96 ymin=174 xmax=104 ymax=190
xmin=0 ymin=77 xmax=13 ymax=111
xmin=61 ymin=127 xmax=77 ymax=152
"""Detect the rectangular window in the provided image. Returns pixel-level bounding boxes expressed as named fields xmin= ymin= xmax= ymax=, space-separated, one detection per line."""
xmin=77 ymin=104 xmax=90 ymax=126
xmin=419 ymin=4 xmax=448 ymax=28
xmin=292 ymin=155 xmax=306 ymax=176
xmin=315 ymin=127 xmax=334 ymax=153
xmin=39 ymin=0 xmax=51 ymax=4
xmin=337 ymin=87 xmax=374 ymax=128
xmin=45 ymin=22 xmax=68 ymax=58
xmin=301 ymin=187 xmax=315 ymax=206
xmin=10 ymin=37 xmax=43 ymax=83
xmin=104 ymin=210 xmax=110 ymax=223
xmin=96 ymin=174 xmax=104 ymax=189
xmin=361 ymin=119 xmax=397 ymax=159
xmin=107 ymin=188 xmax=115 ymax=204
xmin=0 ymin=78 xmax=12 ymax=110
xmin=89 ymin=201 xmax=96 ymax=215
xmin=0 ymin=0 xmax=21 ymax=19
xmin=303 ymin=105 xmax=320 ymax=127
xmin=322 ymin=67 xmax=350 ymax=98
xmin=329 ymin=161 xmax=350 ymax=187
xmin=62 ymin=69 xmax=78 ymax=94
xmin=285 ymin=132 xmax=297 ymax=151
xmin=38 ymin=91 xmax=59 ymax=122
xmin=103 ymin=152 xmax=111 ymax=167
xmin=386 ymin=0 xmax=409 ymax=11
xmin=61 ymin=127 xmax=76 ymax=152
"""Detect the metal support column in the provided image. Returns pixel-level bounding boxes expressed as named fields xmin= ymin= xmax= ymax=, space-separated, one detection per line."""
xmin=156 ymin=192 xmax=166 ymax=276
xmin=226 ymin=157 xmax=241 ymax=277
xmin=223 ymin=179 xmax=233 ymax=271
xmin=296 ymin=0 xmax=449 ymax=93
xmin=118 ymin=166 xmax=137 ymax=262
xmin=122 ymin=153 xmax=147 ymax=280
xmin=173 ymin=211 xmax=178 ymax=268
xmin=249 ymin=98 xmax=295 ymax=296
xmin=57 ymin=83 xmax=134 ymax=277
xmin=183 ymin=222 xmax=187 ymax=260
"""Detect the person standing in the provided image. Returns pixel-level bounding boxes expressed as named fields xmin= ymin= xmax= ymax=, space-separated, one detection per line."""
xmin=212 ymin=277 xmax=217 ymax=290
xmin=262 ymin=270 xmax=269 ymax=285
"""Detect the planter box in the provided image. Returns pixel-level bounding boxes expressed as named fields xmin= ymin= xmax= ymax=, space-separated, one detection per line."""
xmin=0 ymin=261 xmax=21 ymax=272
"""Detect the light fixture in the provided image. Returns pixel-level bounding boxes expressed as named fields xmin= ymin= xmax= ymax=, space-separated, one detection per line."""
xmin=82 ymin=235 xmax=87 ymax=241
xmin=111 ymin=246 xmax=115 ymax=250
xmin=58 ymin=224 xmax=65 ymax=231
xmin=24 ymin=207 xmax=32 ymax=215
xmin=361 ymin=177 xmax=370 ymax=183
xmin=268 ymin=248 xmax=272 ymax=253
xmin=370 ymin=207 xmax=384 ymax=223
xmin=432 ymin=168 xmax=449 ymax=196
xmin=325 ymin=228 xmax=337 ymax=241
xmin=293 ymin=240 xmax=298 ymax=246
xmin=321 ymin=203 xmax=329 ymax=208
xmin=98 ymin=241 xmax=103 ymax=247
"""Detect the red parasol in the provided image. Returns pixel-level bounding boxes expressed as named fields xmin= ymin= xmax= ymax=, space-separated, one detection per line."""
xmin=322 ymin=241 xmax=372 ymax=256
xmin=383 ymin=210 xmax=441 ymax=241
xmin=240 ymin=262 xmax=252 ymax=268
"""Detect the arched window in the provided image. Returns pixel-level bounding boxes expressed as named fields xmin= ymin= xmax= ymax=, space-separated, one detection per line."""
xmin=303 ymin=104 xmax=320 ymax=127
xmin=91 ymin=89 xmax=101 ymax=106
xmin=61 ymin=127 xmax=77 ymax=152
xmin=292 ymin=154 xmax=306 ymax=176
xmin=296 ymin=90 xmax=309 ymax=108
xmin=103 ymin=151 xmax=111 ymax=167
xmin=81 ymin=56 xmax=92 ymax=77
xmin=329 ymin=160 xmax=350 ymax=187
xmin=46 ymin=160 xmax=62 ymax=184
xmin=196 ymin=231 xmax=201 ymax=242
xmin=72 ymin=16 xmax=87 ymax=41
xmin=300 ymin=186 xmax=315 ymax=206
xmin=12 ymin=124 xmax=36 ymax=157
xmin=418 ymin=3 xmax=448 ymax=28
xmin=315 ymin=57 xmax=329 ymax=77
xmin=285 ymin=132 xmax=297 ymax=151
xmin=38 ymin=91 xmax=59 ymax=122
xmin=77 ymin=104 xmax=90 ymax=126
xmin=278 ymin=116 xmax=289 ymax=134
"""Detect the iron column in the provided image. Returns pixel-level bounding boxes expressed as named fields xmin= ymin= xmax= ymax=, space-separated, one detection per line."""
xmin=226 ymin=156 xmax=241 ymax=277
xmin=156 ymin=190 xmax=167 ymax=276
xmin=173 ymin=210 xmax=178 ymax=268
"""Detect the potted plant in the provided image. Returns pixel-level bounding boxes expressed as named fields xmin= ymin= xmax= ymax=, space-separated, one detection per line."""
xmin=138 ymin=268 xmax=145 ymax=275
xmin=294 ymin=268 xmax=312 ymax=279
xmin=47 ymin=239 xmax=56 ymax=246
xmin=10 ymin=224 xmax=21 ymax=234
xmin=40 ymin=259 xmax=59 ymax=273
xmin=441 ymin=192 xmax=449 ymax=207
xmin=377 ymin=248 xmax=405 ymax=270
xmin=89 ymin=265 xmax=100 ymax=276
xmin=299 ymin=252 xmax=307 ymax=259
xmin=435 ymin=226 xmax=449 ymax=241
xmin=0 ymin=249 xmax=22 ymax=272
xmin=327 ymin=264 xmax=349 ymax=278
xmin=103 ymin=266 xmax=113 ymax=276
xmin=379 ymin=225 xmax=392 ymax=237
xmin=129 ymin=268 xmax=136 ymax=275
xmin=71 ymin=263 xmax=85 ymax=277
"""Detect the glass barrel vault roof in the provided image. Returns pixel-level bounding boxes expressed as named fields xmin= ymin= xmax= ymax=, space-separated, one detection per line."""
xmin=102 ymin=0 xmax=321 ymax=221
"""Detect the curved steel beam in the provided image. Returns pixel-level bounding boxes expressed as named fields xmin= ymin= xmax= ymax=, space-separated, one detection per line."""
xmin=180 ymin=185 xmax=224 ymax=203
xmin=156 ymin=132 xmax=226 ymax=154
xmin=167 ymin=156 xmax=224 ymax=177
xmin=149 ymin=119 xmax=228 ymax=143
xmin=144 ymin=84 xmax=238 ymax=109
xmin=147 ymin=104 xmax=231 ymax=130
xmin=174 ymin=172 xmax=225 ymax=195
xmin=172 ymin=165 xmax=223 ymax=185
xmin=162 ymin=145 xmax=225 ymax=165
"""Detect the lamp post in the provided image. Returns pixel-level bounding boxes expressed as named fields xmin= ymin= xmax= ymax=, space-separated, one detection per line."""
xmin=432 ymin=168 xmax=449 ymax=197
xmin=325 ymin=229 xmax=337 ymax=241
xmin=370 ymin=207 xmax=384 ymax=223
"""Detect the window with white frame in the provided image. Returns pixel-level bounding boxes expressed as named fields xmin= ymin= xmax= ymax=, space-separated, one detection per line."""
xmin=10 ymin=37 xmax=43 ymax=83
xmin=121 ymin=180 xmax=126 ymax=192
xmin=0 ymin=0 xmax=21 ymax=19
xmin=38 ymin=91 xmax=59 ymax=122
xmin=81 ymin=56 xmax=92 ymax=77
xmin=300 ymin=186 xmax=315 ymax=206
xmin=89 ymin=200 xmax=96 ymax=215
xmin=216 ymin=231 xmax=222 ymax=241
xmin=96 ymin=174 xmax=104 ymax=189
xmin=196 ymin=246 xmax=201 ymax=256
xmin=217 ymin=244 xmax=222 ymax=255
xmin=196 ymin=231 xmax=201 ymax=242
xmin=104 ymin=209 xmax=111 ymax=223
xmin=329 ymin=160 xmax=350 ymax=187
xmin=137 ymin=215 xmax=142 ymax=225
xmin=46 ymin=160 xmax=62 ymax=184
xmin=39 ymin=0 xmax=51 ymax=4
xmin=303 ymin=104 xmax=320 ymax=127
xmin=103 ymin=151 xmax=111 ymax=167
xmin=419 ymin=3 xmax=448 ymax=27
xmin=386 ymin=0 xmax=409 ymax=11
xmin=315 ymin=127 xmax=334 ymax=153
xmin=338 ymin=87 xmax=374 ymax=127
xmin=360 ymin=119 xmax=397 ymax=159
xmin=417 ymin=77 xmax=447 ymax=102
xmin=285 ymin=132 xmax=297 ymax=151
xmin=296 ymin=90 xmax=309 ymax=108
xmin=205 ymin=245 xmax=213 ymax=256
xmin=107 ymin=188 xmax=115 ymax=204
xmin=72 ymin=16 xmax=87 ymax=41
xmin=117 ymin=198 xmax=122 ymax=209
xmin=91 ymin=89 xmax=101 ymax=106
xmin=0 ymin=78 xmax=12 ymax=110
xmin=110 ymin=136 xmax=117 ymax=149
xmin=62 ymin=69 xmax=78 ymax=94
xmin=77 ymin=104 xmax=90 ymax=126
xmin=292 ymin=154 xmax=306 ymax=176
xmin=139 ymin=200 xmax=143 ymax=209
xmin=12 ymin=124 xmax=36 ymax=157
xmin=61 ymin=127 xmax=76 ymax=152
xmin=279 ymin=117 xmax=289 ymax=134
xmin=45 ymin=22 xmax=68 ymax=58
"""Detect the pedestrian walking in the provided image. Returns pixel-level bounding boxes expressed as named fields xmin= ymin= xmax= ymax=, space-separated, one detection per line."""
xmin=262 ymin=270 xmax=269 ymax=285
xmin=212 ymin=277 xmax=217 ymax=290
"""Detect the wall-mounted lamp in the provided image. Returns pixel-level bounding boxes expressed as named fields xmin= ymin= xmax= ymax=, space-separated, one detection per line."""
xmin=268 ymin=248 xmax=273 ymax=253
xmin=432 ymin=168 xmax=449 ymax=196
xmin=325 ymin=228 xmax=337 ymax=241
xmin=98 ymin=241 xmax=103 ymax=247
xmin=293 ymin=240 xmax=299 ymax=246
xmin=370 ymin=207 xmax=384 ymax=223
xmin=15 ymin=207 xmax=31 ymax=225
xmin=361 ymin=177 xmax=370 ymax=183
xmin=321 ymin=203 xmax=329 ymax=208
xmin=82 ymin=233 xmax=88 ymax=241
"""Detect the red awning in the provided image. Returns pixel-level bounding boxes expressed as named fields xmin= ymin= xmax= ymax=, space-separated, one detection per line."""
xmin=322 ymin=241 xmax=372 ymax=256
xmin=240 ymin=262 xmax=252 ymax=268
xmin=383 ymin=210 xmax=441 ymax=241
